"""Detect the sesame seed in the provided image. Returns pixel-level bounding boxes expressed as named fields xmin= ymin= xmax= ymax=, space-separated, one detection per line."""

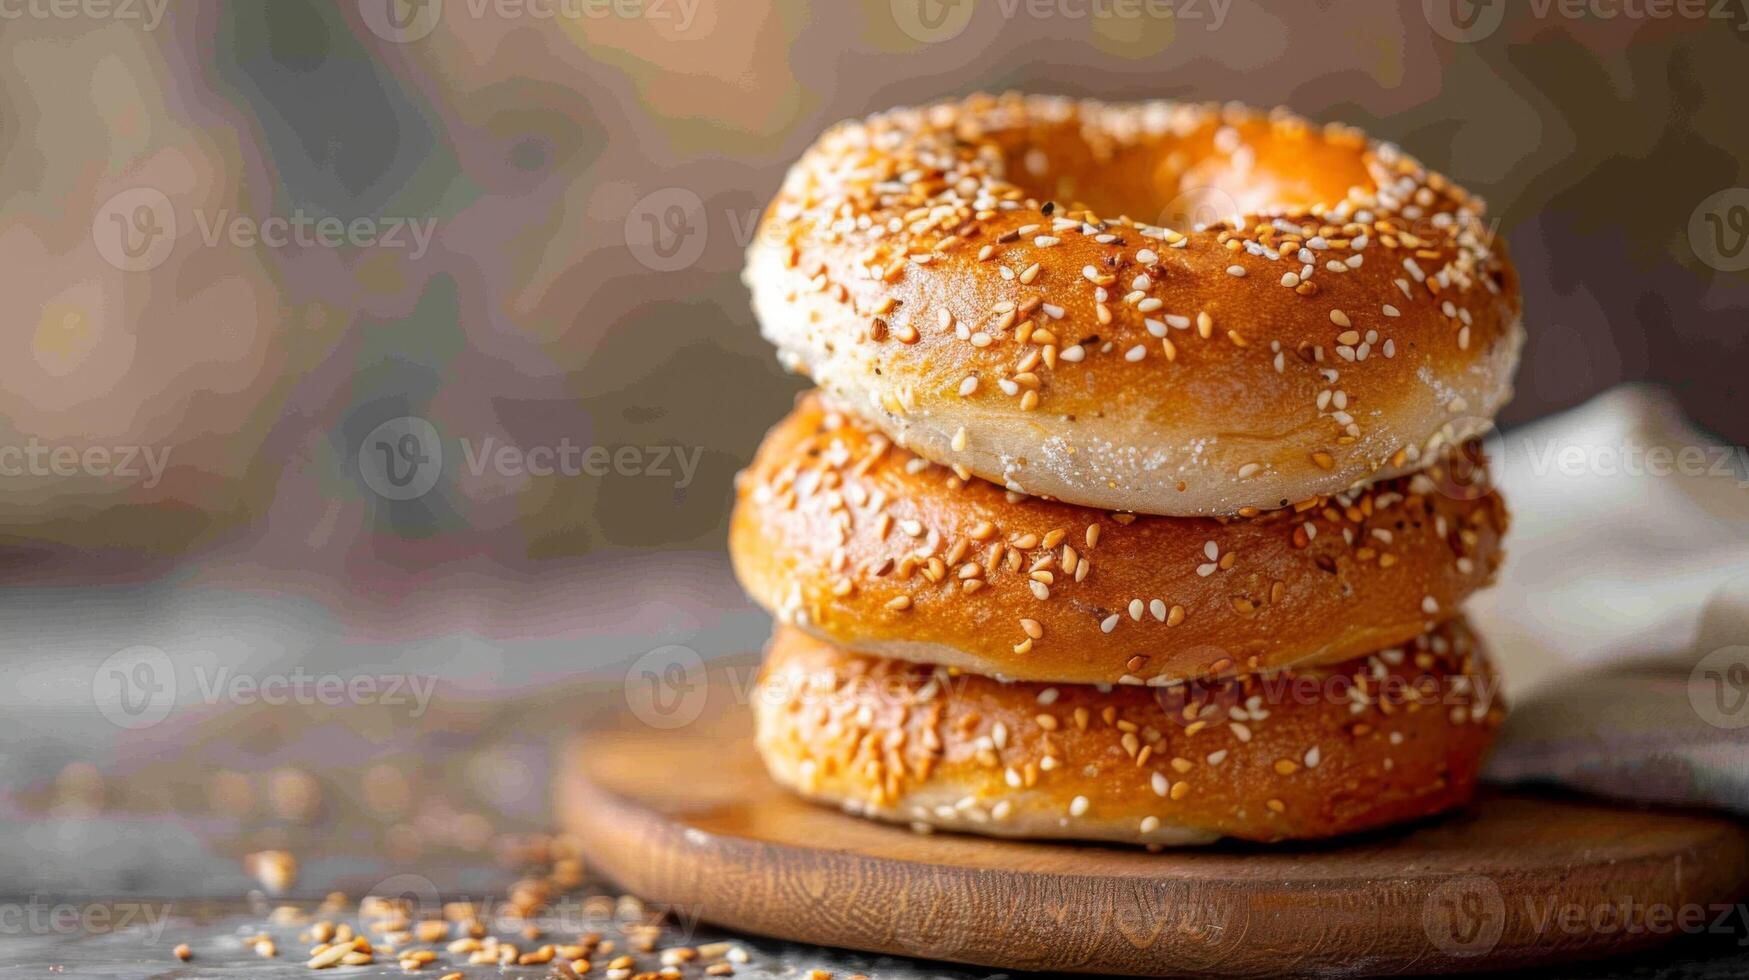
xmin=958 ymin=375 xmax=978 ymax=397
xmin=1151 ymin=773 xmax=1170 ymax=797
xmin=1069 ymin=795 xmax=1090 ymax=817
xmin=1100 ymin=613 xmax=1120 ymax=633
xmin=1225 ymin=264 xmax=1246 ymax=277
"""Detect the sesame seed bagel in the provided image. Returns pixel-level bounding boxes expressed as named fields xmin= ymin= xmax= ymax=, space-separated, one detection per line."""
xmin=754 ymin=621 xmax=1503 ymax=845
xmin=731 ymin=392 xmax=1507 ymax=686
xmin=745 ymin=92 xmax=1523 ymax=516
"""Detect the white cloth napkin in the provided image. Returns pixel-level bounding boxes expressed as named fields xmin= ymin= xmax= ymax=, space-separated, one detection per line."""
xmin=1470 ymin=384 xmax=1749 ymax=812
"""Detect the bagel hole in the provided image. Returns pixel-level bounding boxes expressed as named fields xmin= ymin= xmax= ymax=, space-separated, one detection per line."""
xmin=997 ymin=122 xmax=1371 ymax=231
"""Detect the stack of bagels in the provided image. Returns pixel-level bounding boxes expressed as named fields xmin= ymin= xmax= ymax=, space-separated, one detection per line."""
xmin=730 ymin=93 xmax=1522 ymax=845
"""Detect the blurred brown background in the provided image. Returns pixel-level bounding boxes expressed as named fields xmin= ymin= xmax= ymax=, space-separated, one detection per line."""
xmin=0 ymin=0 xmax=1744 ymax=568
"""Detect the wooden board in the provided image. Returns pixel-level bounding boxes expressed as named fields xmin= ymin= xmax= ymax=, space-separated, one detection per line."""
xmin=556 ymin=713 xmax=1749 ymax=978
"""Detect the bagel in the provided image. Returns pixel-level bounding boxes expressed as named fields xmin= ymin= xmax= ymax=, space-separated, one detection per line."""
xmin=745 ymin=93 xmax=1523 ymax=516
xmin=731 ymin=392 xmax=1507 ymax=685
xmin=754 ymin=621 xmax=1503 ymax=845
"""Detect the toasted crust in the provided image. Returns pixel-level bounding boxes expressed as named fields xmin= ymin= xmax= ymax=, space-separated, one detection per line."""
xmin=745 ymin=93 xmax=1522 ymax=516
xmin=731 ymin=392 xmax=1508 ymax=685
xmin=754 ymin=622 xmax=1503 ymax=845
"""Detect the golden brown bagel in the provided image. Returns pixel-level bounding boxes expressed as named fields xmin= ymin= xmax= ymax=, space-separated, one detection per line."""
xmin=731 ymin=392 xmax=1507 ymax=685
xmin=745 ymin=92 xmax=1523 ymax=516
xmin=754 ymin=622 xmax=1503 ymax=845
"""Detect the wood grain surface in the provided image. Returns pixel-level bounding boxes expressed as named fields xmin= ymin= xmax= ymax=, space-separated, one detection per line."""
xmin=556 ymin=712 xmax=1749 ymax=978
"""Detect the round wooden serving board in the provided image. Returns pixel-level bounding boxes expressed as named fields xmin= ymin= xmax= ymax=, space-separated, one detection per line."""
xmin=557 ymin=716 xmax=1749 ymax=977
